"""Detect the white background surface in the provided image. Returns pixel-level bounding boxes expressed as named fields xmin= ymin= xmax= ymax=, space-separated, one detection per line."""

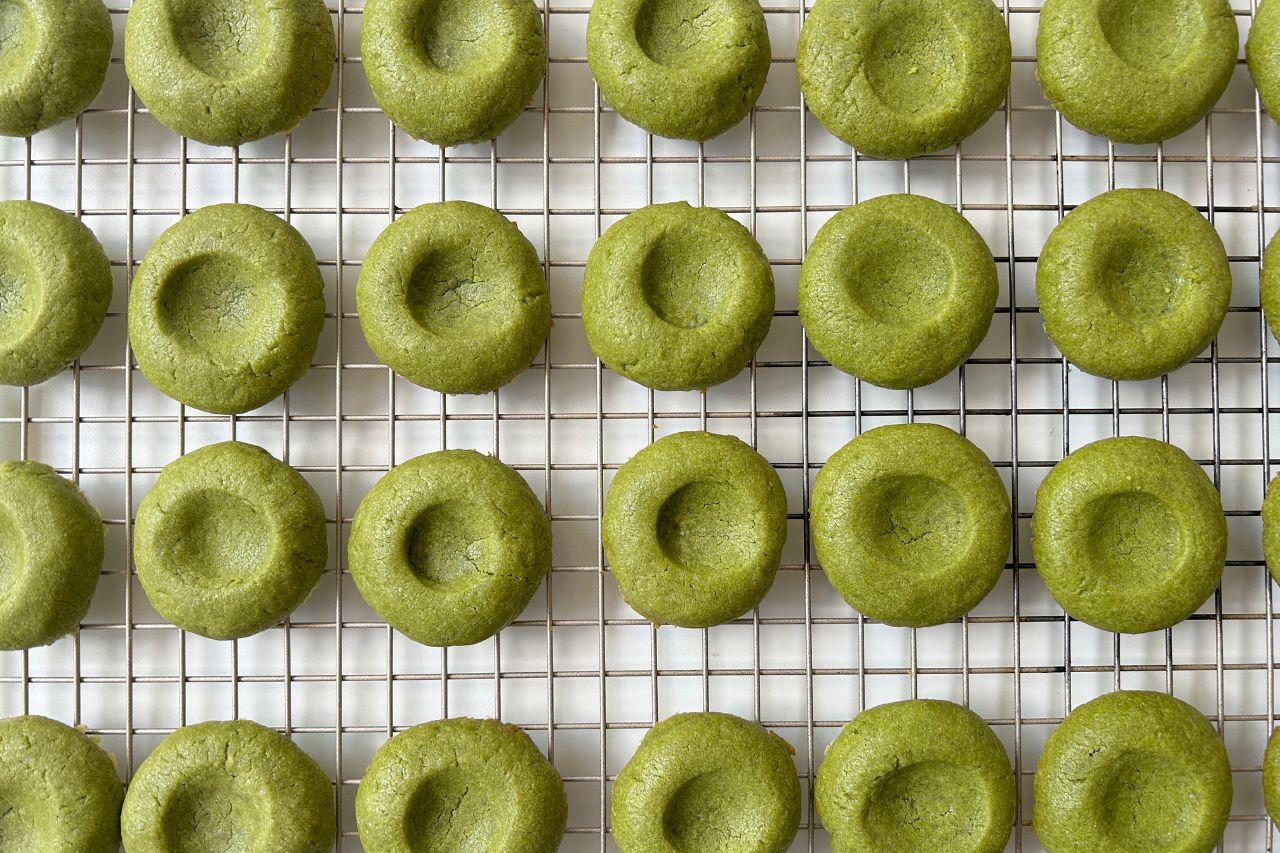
xmin=1 ymin=0 xmax=1278 ymax=849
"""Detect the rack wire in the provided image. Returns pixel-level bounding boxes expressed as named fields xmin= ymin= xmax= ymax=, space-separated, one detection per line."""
xmin=1 ymin=1 xmax=1279 ymax=850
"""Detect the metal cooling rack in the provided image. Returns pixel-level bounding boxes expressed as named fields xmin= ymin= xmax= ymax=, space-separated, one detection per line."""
xmin=2 ymin=1 xmax=1279 ymax=850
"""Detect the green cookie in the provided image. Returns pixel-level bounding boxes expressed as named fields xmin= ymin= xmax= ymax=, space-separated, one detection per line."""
xmin=1037 ymin=0 xmax=1237 ymax=144
xmin=583 ymin=201 xmax=774 ymax=391
xmin=1264 ymin=724 xmax=1280 ymax=829
xmin=611 ymin=712 xmax=800 ymax=853
xmin=1259 ymin=226 xmax=1280 ymax=347
xmin=133 ymin=441 xmax=328 ymax=641
xmin=125 ymin=0 xmax=335 ymax=147
xmin=348 ymin=449 xmax=551 ymax=647
xmin=0 ymin=200 xmax=112 ymax=387
xmin=1036 ymin=189 xmax=1231 ymax=381
xmin=603 ymin=430 xmax=788 ymax=628
xmin=0 ymin=715 xmax=123 ymax=852
xmin=0 ymin=0 xmax=112 ymax=137
xmin=1033 ymin=691 xmax=1231 ymax=853
xmin=1032 ymin=436 xmax=1226 ymax=634
xmin=1250 ymin=0 xmax=1280 ymax=122
xmin=799 ymin=194 xmax=998 ymax=389
xmin=811 ymin=423 xmax=1011 ymax=628
xmin=128 ymin=203 xmax=325 ymax=414
xmin=797 ymin=0 xmax=1010 ymax=159
xmin=1264 ymin=471 xmax=1280 ymax=587
xmin=0 ymin=460 xmax=104 ymax=650
xmin=357 ymin=201 xmax=550 ymax=394
xmin=587 ymin=0 xmax=770 ymax=141
xmin=362 ymin=0 xmax=544 ymax=147
xmin=817 ymin=699 xmax=1015 ymax=853
xmin=121 ymin=719 xmax=335 ymax=853
xmin=356 ymin=717 xmax=566 ymax=852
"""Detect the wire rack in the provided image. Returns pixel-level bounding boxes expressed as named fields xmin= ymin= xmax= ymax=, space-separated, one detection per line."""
xmin=2 ymin=1 xmax=1279 ymax=850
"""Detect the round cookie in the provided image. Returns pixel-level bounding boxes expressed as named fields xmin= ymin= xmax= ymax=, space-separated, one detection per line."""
xmin=603 ymin=431 xmax=787 ymax=628
xmin=348 ymin=449 xmax=551 ymax=647
xmin=1264 ymin=472 xmax=1280 ymax=586
xmin=1036 ymin=189 xmax=1231 ymax=381
xmin=1265 ymin=725 xmax=1280 ymax=828
xmin=362 ymin=0 xmax=544 ymax=147
xmin=0 ymin=460 xmax=104 ymax=650
xmin=582 ymin=202 xmax=774 ymax=391
xmin=0 ymin=714 xmax=122 ymax=852
xmin=587 ymin=0 xmax=770 ymax=141
xmin=796 ymin=0 xmax=1010 ymax=160
xmin=799 ymin=194 xmax=998 ymax=389
xmin=133 ymin=441 xmax=328 ymax=641
xmin=0 ymin=0 xmax=112 ymax=137
xmin=1259 ymin=228 xmax=1280 ymax=346
xmin=125 ymin=0 xmax=335 ymax=147
xmin=611 ymin=712 xmax=800 ymax=853
xmin=1033 ymin=690 xmax=1231 ymax=853
xmin=1032 ymin=436 xmax=1226 ymax=634
xmin=811 ymin=423 xmax=1011 ymax=628
xmin=0 ymin=200 xmax=112 ymax=386
xmin=357 ymin=201 xmax=550 ymax=394
xmin=128 ymin=203 xmax=325 ymax=414
xmin=356 ymin=717 xmax=566 ymax=852
xmin=121 ymin=719 xmax=334 ymax=853
xmin=1250 ymin=0 xmax=1280 ymax=122
xmin=1038 ymin=0 xmax=1237 ymax=145
xmin=816 ymin=699 xmax=1015 ymax=853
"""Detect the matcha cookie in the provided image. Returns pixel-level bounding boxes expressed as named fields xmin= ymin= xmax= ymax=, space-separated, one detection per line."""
xmin=0 ymin=200 xmax=112 ymax=386
xmin=612 ymin=712 xmax=800 ymax=853
xmin=125 ymin=0 xmax=335 ymax=147
xmin=1250 ymin=0 xmax=1280 ymax=122
xmin=817 ymin=699 xmax=1015 ymax=853
xmin=0 ymin=0 xmax=112 ymax=137
xmin=362 ymin=0 xmax=544 ymax=147
xmin=1032 ymin=436 xmax=1225 ymax=634
xmin=0 ymin=461 xmax=104 ymax=650
xmin=133 ymin=441 xmax=328 ymax=641
xmin=799 ymin=194 xmax=998 ymax=389
xmin=121 ymin=719 xmax=335 ymax=853
xmin=1264 ymin=472 xmax=1280 ymax=586
xmin=0 ymin=714 xmax=122 ymax=852
xmin=1036 ymin=189 xmax=1230 ymax=381
xmin=1033 ymin=690 xmax=1231 ymax=853
xmin=587 ymin=0 xmax=770 ymax=141
xmin=583 ymin=202 xmax=774 ymax=391
xmin=128 ymin=203 xmax=325 ymax=414
xmin=796 ymin=0 xmax=1010 ymax=159
xmin=357 ymin=717 xmax=566 ymax=852
xmin=1038 ymin=0 xmax=1237 ymax=145
xmin=349 ymin=449 xmax=551 ymax=647
xmin=603 ymin=431 xmax=787 ymax=628
xmin=1259 ymin=228 xmax=1280 ymax=345
xmin=811 ymin=424 xmax=1011 ymax=628
xmin=357 ymin=201 xmax=550 ymax=394
xmin=1264 ymin=726 xmax=1280 ymax=828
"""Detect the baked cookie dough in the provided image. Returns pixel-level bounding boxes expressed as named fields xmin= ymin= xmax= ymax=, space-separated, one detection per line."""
xmin=1036 ymin=189 xmax=1230 ymax=381
xmin=1038 ymin=0 xmax=1237 ymax=145
xmin=612 ymin=712 xmax=800 ymax=853
xmin=1250 ymin=0 xmax=1280 ymax=122
xmin=0 ymin=461 xmax=104 ymax=650
xmin=796 ymin=0 xmax=1010 ymax=159
xmin=799 ymin=194 xmax=998 ymax=389
xmin=1265 ymin=725 xmax=1280 ymax=828
xmin=1032 ymin=436 xmax=1225 ymax=634
xmin=125 ymin=0 xmax=335 ymax=147
xmin=811 ymin=423 xmax=1011 ymax=628
xmin=0 ymin=0 xmax=112 ymax=137
xmin=583 ymin=202 xmax=774 ymax=391
xmin=121 ymin=719 xmax=335 ymax=853
xmin=1264 ymin=472 xmax=1280 ymax=586
xmin=817 ymin=699 xmax=1015 ymax=853
xmin=1033 ymin=690 xmax=1231 ymax=853
xmin=587 ymin=0 xmax=770 ymax=141
xmin=1260 ymin=228 xmax=1280 ymax=346
xmin=603 ymin=431 xmax=787 ymax=628
xmin=133 ymin=441 xmax=328 ymax=641
xmin=0 ymin=714 xmax=122 ymax=852
xmin=357 ymin=201 xmax=550 ymax=394
xmin=362 ymin=0 xmax=544 ymax=147
xmin=356 ymin=717 xmax=566 ymax=852
xmin=128 ymin=203 xmax=325 ymax=414
xmin=0 ymin=200 xmax=112 ymax=386
xmin=348 ymin=449 xmax=551 ymax=647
